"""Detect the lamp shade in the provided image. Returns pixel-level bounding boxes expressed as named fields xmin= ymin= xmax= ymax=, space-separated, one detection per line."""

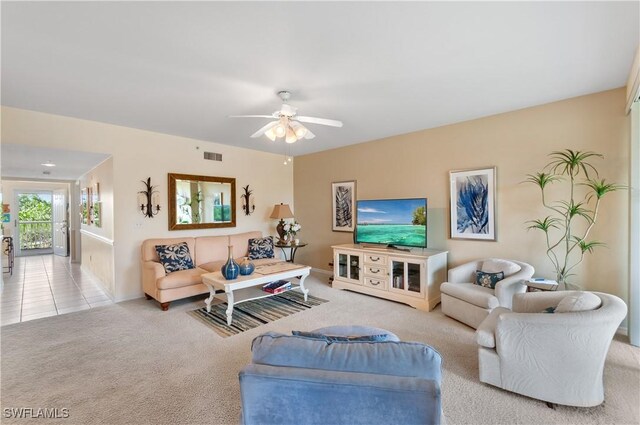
xmin=270 ymin=203 xmax=294 ymax=219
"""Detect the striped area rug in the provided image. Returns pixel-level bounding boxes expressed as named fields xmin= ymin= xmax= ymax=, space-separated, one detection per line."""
xmin=187 ymin=290 xmax=329 ymax=337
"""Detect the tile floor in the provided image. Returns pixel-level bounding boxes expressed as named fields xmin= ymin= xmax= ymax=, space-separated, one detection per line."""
xmin=1 ymin=254 xmax=112 ymax=326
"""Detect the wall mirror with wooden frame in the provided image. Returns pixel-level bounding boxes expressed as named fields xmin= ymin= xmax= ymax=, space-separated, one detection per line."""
xmin=168 ymin=173 xmax=236 ymax=230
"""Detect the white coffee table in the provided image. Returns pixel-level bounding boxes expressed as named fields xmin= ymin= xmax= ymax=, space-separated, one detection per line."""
xmin=202 ymin=263 xmax=311 ymax=326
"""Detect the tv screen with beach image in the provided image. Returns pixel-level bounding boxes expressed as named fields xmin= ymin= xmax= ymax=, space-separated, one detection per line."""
xmin=355 ymin=198 xmax=427 ymax=248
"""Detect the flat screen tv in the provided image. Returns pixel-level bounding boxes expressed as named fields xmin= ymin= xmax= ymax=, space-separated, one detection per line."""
xmin=355 ymin=198 xmax=427 ymax=248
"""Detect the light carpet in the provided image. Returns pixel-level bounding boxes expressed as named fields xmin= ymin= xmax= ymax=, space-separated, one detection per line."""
xmin=1 ymin=272 xmax=638 ymax=425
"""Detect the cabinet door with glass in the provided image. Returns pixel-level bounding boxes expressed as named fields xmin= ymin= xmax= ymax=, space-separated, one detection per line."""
xmin=389 ymin=257 xmax=425 ymax=298
xmin=335 ymin=251 xmax=363 ymax=285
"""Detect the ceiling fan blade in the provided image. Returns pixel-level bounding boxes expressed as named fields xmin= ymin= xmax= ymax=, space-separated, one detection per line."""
xmin=229 ymin=115 xmax=275 ymax=119
xmin=296 ymin=116 xmax=343 ymax=128
xmin=304 ymin=129 xmax=316 ymax=139
xmin=250 ymin=121 xmax=278 ymax=138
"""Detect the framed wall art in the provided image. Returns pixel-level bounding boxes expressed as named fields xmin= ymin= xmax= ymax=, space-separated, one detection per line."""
xmin=80 ymin=188 xmax=89 ymax=225
xmin=449 ymin=167 xmax=496 ymax=241
xmin=91 ymin=183 xmax=101 ymax=227
xmin=332 ymin=180 xmax=356 ymax=232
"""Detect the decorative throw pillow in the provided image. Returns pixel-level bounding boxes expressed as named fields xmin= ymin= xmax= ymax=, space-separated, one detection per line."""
xmin=291 ymin=330 xmax=392 ymax=343
xmin=481 ymin=259 xmax=521 ymax=276
xmin=475 ymin=270 xmax=505 ymax=289
xmin=248 ymin=236 xmax=275 ymax=260
xmin=555 ymin=292 xmax=602 ymax=313
xmin=155 ymin=242 xmax=195 ymax=274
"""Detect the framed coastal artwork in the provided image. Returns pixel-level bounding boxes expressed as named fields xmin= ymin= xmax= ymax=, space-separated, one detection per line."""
xmin=449 ymin=167 xmax=496 ymax=241
xmin=332 ymin=180 xmax=356 ymax=232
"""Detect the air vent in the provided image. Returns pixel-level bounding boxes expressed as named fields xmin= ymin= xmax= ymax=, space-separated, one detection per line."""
xmin=204 ymin=152 xmax=222 ymax=161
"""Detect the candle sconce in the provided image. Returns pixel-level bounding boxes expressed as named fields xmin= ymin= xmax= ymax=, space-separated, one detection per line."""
xmin=139 ymin=177 xmax=161 ymax=218
xmin=241 ymin=184 xmax=255 ymax=216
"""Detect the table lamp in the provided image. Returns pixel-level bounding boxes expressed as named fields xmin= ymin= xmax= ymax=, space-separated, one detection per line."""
xmin=270 ymin=203 xmax=294 ymax=244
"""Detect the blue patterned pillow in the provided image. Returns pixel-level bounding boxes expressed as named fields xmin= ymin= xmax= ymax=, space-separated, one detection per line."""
xmin=475 ymin=270 xmax=504 ymax=289
xmin=248 ymin=236 xmax=274 ymax=260
xmin=155 ymin=242 xmax=195 ymax=273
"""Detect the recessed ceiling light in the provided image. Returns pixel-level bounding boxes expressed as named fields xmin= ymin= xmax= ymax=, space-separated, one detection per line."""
xmin=41 ymin=160 xmax=56 ymax=167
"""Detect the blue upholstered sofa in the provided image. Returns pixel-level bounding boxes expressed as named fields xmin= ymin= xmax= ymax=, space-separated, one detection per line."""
xmin=239 ymin=326 xmax=443 ymax=425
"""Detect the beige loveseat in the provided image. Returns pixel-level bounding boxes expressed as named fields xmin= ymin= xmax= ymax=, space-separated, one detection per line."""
xmin=141 ymin=231 xmax=277 ymax=310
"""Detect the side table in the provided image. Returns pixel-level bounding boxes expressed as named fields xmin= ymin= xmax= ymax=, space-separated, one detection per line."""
xmin=525 ymin=278 xmax=558 ymax=292
xmin=274 ymin=241 xmax=307 ymax=263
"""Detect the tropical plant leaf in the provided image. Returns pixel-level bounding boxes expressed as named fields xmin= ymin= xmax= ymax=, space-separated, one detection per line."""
xmin=526 ymin=217 xmax=562 ymax=232
xmin=572 ymin=236 xmax=606 ymax=254
xmin=546 ymin=149 xmax=602 ymax=178
xmin=524 ymin=172 xmax=562 ymax=189
xmin=581 ymin=178 xmax=625 ymax=200
xmin=556 ymin=200 xmax=594 ymax=222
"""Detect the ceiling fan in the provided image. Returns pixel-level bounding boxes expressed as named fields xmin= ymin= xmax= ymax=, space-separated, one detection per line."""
xmin=230 ymin=91 xmax=343 ymax=143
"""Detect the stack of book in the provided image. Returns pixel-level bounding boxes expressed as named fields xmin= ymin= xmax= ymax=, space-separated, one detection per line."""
xmin=263 ymin=280 xmax=292 ymax=294
xmin=525 ymin=278 xmax=558 ymax=291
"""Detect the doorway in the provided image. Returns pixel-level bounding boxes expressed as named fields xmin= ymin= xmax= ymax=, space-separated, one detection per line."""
xmin=14 ymin=189 xmax=68 ymax=258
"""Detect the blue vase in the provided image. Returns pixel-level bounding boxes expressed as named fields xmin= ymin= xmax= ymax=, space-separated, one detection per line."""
xmin=239 ymin=257 xmax=255 ymax=276
xmin=221 ymin=246 xmax=239 ymax=280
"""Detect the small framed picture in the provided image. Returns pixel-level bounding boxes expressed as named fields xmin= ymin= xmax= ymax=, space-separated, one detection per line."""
xmin=449 ymin=167 xmax=496 ymax=241
xmin=332 ymin=181 xmax=356 ymax=232
xmin=80 ymin=188 xmax=89 ymax=225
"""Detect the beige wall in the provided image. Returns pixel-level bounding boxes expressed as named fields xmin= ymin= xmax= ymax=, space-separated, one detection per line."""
xmin=78 ymin=157 xmax=115 ymax=295
xmin=80 ymin=232 xmax=115 ymax=296
xmin=2 ymin=106 xmax=294 ymax=301
xmin=294 ymin=88 xmax=630 ymax=302
xmin=79 ymin=157 xmax=114 ymax=240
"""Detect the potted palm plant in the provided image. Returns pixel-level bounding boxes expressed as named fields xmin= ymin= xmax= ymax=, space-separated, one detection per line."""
xmin=526 ymin=149 xmax=623 ymax=289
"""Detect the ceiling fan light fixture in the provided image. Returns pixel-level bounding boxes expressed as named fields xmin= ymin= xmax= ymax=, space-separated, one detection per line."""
xmin=264 ymin=127 xmax=277 ymax=141
xmin=233 ymin=90 xmax=342 ymax=144
xmin=275 ymin=117 xmax=288 ymax=138
xmin=285 ymin=126 xmax=297 ymax=144
xmin=290 ymin=121 xmax=308 ymax=139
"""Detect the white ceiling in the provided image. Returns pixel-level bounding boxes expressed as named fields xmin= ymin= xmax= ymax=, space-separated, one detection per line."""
xmin=1 ymin=144 xmax=110 ymax=181
xmin=1 ymin=2 xmax=638 ymax=158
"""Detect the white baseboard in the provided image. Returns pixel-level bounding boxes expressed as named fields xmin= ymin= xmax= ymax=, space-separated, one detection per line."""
xmin=616 ymin=326 xmax=628 ymax=337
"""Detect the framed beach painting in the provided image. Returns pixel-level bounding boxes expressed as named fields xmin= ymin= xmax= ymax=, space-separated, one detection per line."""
xmin=449 ymin=167 xmax=496 ymax=241
xmin=332 ymin=181 xmax=356 ymax=232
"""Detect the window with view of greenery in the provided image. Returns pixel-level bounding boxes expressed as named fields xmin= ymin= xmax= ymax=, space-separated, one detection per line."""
xmin=18 ymin=193 xmax=53 ymax=250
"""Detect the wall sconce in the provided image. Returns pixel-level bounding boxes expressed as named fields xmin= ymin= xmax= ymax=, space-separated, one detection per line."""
xmin=138 ymin=177 xmax=161 ymax=218
xmin=241 ymin=184 xmax=255 ymax=216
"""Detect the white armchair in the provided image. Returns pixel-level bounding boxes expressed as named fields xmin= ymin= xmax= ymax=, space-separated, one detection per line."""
xmin=440 ymin=258 xmax=534 ymax=329
xmin=475 ymin=291 xmax=627 ymax=407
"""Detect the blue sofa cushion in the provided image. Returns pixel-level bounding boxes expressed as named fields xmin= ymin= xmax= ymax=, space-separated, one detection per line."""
xmin=251 ymin=332 xmax=442 ymax=382
xmin=310 ymin=325 xmax=401 ymax=341
xmin=154 ymin=242 xmax=195 ymax=274
xmin=248 ymin=236 xmax=275 ymax=260
xmin=292 ymin=331 xmax=392 ymax=343
xmin=475 ymin=270 xmax=504 ymax=289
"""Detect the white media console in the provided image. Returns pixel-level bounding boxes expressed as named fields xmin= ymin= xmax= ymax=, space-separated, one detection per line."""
xmin=331 ymin=244 xmax=448 ymax=311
